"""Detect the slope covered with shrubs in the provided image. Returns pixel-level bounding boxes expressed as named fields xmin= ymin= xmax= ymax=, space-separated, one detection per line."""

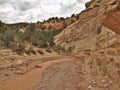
xmin=0 ymin=14 xmax=77 ymax=54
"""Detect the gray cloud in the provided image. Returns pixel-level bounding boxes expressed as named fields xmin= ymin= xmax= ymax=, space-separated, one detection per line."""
xmin=0 ymin=0 xmax=90 ymax=23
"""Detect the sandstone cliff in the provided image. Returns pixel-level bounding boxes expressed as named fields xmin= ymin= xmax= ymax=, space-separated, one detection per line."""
xmin=55 ymin=0 xmax=120 ymax=52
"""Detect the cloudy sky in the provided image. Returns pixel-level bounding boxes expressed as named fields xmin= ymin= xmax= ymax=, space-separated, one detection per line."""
xmin=0 ymin=0 xmax=90 ymax=24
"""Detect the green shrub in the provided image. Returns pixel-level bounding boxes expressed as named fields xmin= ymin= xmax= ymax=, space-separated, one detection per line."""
xmin=45 ymin=48 xmax=52 ymax=53
xmin=0 ymin=33 xmax=6 ymax=42
xmin=14 ymin=43 xmax=25 ymax=54
xmin=66 ymin=47 xmax=73 ymax=53
xmin=30 ymin=50 xmax=36 ymax=55
xmin=53 ymin=29 xmax=62 ymax=36
xmin=27 ymin=47 xmax=36 ymax=55
xmin=25 ymin=50 xmax=31 ymax=55
xmin=97 ymin=26 xmax=102 ymax=35
xmin=37 ymin=49 xmax=44 ymax=55
xmin=53 ymin=45 xmax=66 ymax=54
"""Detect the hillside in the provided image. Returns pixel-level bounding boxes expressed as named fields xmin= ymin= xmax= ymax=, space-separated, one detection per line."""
xmin=0 ymin=14 xmax=78 ymax=55
xmin=55 ymin=0 xmax=120 ymax=52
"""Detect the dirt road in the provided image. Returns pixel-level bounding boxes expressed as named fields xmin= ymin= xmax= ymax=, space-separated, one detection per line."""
xmin=0 ymin=55 xmax=78 ymax=90
xmin=0 ymin=49 xmax=120 ymax=90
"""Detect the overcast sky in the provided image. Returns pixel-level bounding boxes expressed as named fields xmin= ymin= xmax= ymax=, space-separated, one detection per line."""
xmin=0 ymin=0 xmax=90 ymax=24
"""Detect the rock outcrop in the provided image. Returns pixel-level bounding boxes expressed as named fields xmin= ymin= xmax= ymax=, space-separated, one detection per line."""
xmin=0 ymin=49 xmax=25 ymax=68
xmin=55 ymin=0 xmax=120 ymax=52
